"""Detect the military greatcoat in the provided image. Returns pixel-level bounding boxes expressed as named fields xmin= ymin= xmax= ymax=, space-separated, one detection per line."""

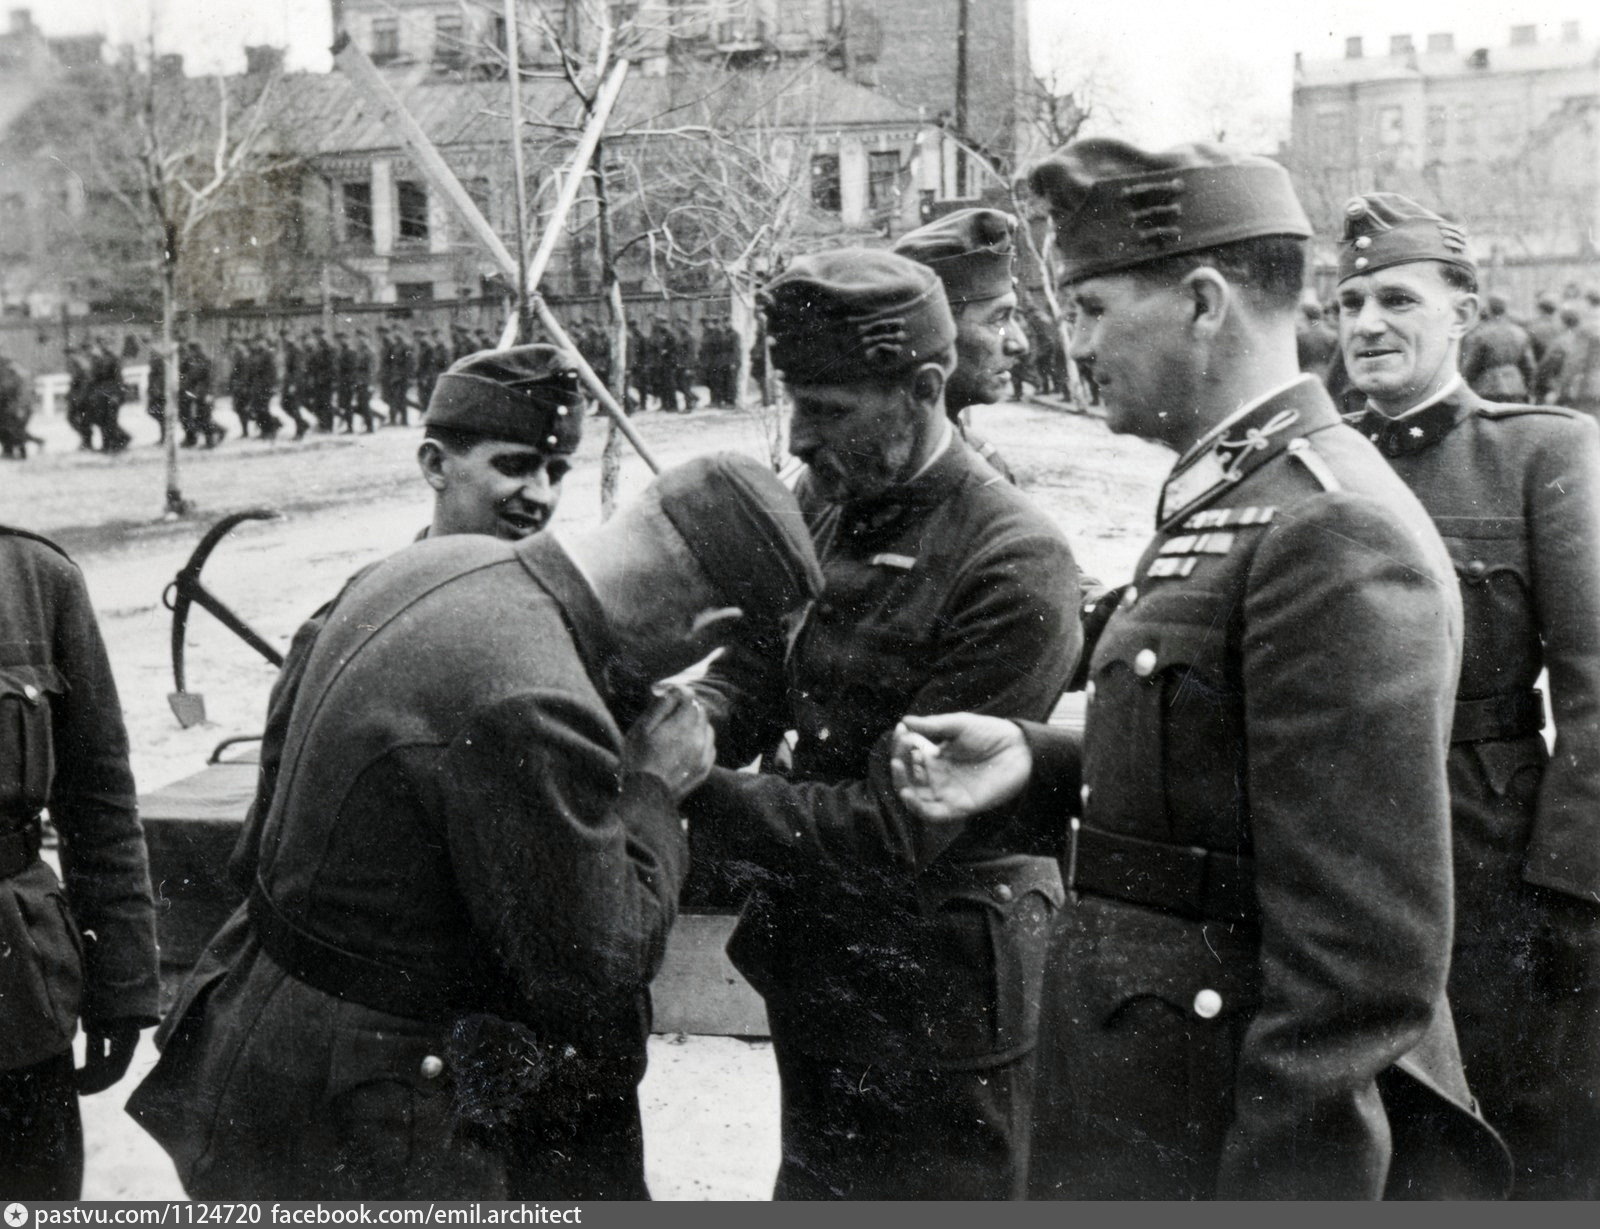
xmin=128 ymin=534 xmax=687 ymax=1200
xmin=689 ymin=437 xmax=1081 ymax=1199
xmin=1349 ymin=383 xmax=1600 ymax=1198
xmin=1015 ymin=378 xmax=1511 ymax=1199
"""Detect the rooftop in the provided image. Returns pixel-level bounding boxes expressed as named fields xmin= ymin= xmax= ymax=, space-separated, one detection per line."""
xmin=1297 ymin=33 xmax=1600 ymax=88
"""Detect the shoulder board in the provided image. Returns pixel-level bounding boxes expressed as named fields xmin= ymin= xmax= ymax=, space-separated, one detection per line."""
xmin=1476 ymin=403 xmax=1584 ymax=422
xmin=0 ymin=525 xmax=72 ymax=561
xmin=1285 ymin=437 xmax=1342 ymax=492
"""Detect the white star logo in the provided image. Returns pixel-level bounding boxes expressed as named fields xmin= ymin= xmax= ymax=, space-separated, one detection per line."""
xmin=1409 ymin=426 xmax=1424 ymax=438
xmin=6 ymin=1204 xmax=29 ymax=1228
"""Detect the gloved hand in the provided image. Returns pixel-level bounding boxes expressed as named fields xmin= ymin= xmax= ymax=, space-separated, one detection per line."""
xmin=76 ymin=1018 xmax=142 ymax=1094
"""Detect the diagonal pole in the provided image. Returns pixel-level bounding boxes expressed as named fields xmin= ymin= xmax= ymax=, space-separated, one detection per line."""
xmin=331 ymin=34 xmax=658 ymax=471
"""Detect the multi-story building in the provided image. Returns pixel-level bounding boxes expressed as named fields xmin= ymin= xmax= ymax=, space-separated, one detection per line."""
xmin=1289 ymin=21 xmax=1600 ymax=276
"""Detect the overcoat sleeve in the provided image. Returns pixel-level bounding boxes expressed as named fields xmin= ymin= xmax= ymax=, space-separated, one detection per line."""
xmin=48 ymin=559 xmax=160 ymax=1027
xmin=1521 ymin=412 xmax=1600 ymax=899
xmin=441 ymin=690 xmax=688 ymax=1038
xmin=1217 ymin=492 xmax=1462 ymax=1198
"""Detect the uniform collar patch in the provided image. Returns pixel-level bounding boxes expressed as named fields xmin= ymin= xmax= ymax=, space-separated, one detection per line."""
xmin=1348 ymin=388 xmax=1470 ymax=458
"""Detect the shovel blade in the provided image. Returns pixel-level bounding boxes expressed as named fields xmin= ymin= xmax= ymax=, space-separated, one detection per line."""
xmin=168 ymin=691 xmax=207 ymax=728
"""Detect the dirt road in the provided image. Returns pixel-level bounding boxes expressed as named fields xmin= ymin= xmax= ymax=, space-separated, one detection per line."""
xmin=3 ymin=394 xmax=1166 ymax=1199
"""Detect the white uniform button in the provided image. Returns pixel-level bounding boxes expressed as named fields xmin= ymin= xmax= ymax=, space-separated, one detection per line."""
xmin=556 ymin=405 xmax=570 ymax=416
xmin=1079 ymin=784 xmax=1091 ymax=807
xmin=1133 ymin=648 xmax=1158 ymax=678
xmin=1193 ymin=989 xmax=1222 ymax=1019
xmin=1085 ymin=680 xmax=1096 ymax=701
xmin=22 ymin=684 xmax=39 ymax=702
xmin=1354 ymin=235 xmax=1373 ymax=250
xmin=993 ymin=883 xmax=1015 ymax=904
xmin=420 ymin=1055 xmax=444 ymax=1079
xmin=1354 ymin=256 xmax=1370 ymax=271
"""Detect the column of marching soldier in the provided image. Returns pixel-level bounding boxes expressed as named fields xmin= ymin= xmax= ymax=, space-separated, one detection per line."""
xmin=6 ymin=135 xmax=1600 ymax=1202
xmin=0 ymin=312 xmax=790 ymax=461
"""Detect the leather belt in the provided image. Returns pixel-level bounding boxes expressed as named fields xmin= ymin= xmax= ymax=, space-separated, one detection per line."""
xmin=1066 ymin=820 xmax=1257 ymax=926
xmin=249 ymin=880 xmax=464 ymax=1022
xmin=0 ymin=818 xmax=42 ymax=880
xmin=1452 ymin=689 xmax=1544 ymax=744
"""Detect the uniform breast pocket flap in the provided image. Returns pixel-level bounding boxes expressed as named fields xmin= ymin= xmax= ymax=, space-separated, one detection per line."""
xmin=0 ymin=663 xmax=67 ymax=815
xmin=1441 ymin=526 xmax=1530 ymax=589
xmin=0 ymin=860 xmax=86 ymax=1069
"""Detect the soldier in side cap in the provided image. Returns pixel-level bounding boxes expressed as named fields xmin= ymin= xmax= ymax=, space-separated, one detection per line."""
xmin=129 ymin=450 xmax=823 ymax=1199
xmin=894 ymin=208 xmax=1031 ymax=482
xmin=1335 ymin=192 xmax=1600 ymax=1198
xmin=890 ymin=140 xmax=1509 ymax=1198
xmin=685 ymin=248 xmax=1082 ymax=1198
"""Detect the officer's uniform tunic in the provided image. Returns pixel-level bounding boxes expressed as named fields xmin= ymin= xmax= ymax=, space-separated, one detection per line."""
xmin=1350 ymin=383 xmax=1600 ymax=1197
xmin=1018 ymin=379 xmax=1511 ymax=1198
xmin=690 ymin=437 xmax=1081 ymax=1199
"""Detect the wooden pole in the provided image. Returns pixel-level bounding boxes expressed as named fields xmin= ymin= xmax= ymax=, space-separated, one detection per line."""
xmin=331 ymin=34 xmax=657 ymax=471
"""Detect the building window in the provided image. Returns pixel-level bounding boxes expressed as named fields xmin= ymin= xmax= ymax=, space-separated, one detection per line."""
xmin=1426 ymin=106 xmax=1446 ymax=149
xmin=434 ymin=13 xmax=464 ymax=65
xmin=1377 ymin=106 xmax=1404 ymax=147
xmin=1315 ymin=110 xmax=1341 ymax=153
xmin=371 ymin=17 xmax=400 ymax=64
xmin=396 ymin=180 xmax=430 ymax=243
xmin=395 ymin=281 xmax=435 ymax=303
xmin=867 ymin=150 xmax=900 ymax=212
xmin=810 ymin=153 xmax=840 ymax=212
xmin=1457 ymin=105 xmax=1476 ymax=146
xmin=340 ymin=181 xmax=373 ymax=246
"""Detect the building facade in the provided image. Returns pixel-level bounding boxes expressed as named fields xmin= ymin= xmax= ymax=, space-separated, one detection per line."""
xmin=1289 ymin=21 xmax=1600 ymax=268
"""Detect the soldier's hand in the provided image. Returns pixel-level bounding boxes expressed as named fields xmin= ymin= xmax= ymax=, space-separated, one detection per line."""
xmin=76 ymin=1019 xmax=142 ymax=1095
xmin=624 ymin=684 xmax=716 ymax=803
xmin=890 ymin=714 xmax=1033 ymax=821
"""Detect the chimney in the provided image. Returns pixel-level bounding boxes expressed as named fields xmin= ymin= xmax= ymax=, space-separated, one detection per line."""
xmin=1468 ymin=47 xmax=1490 ymax=69
xmin=1562 ymin=21 xmax=1581 ymax=43
xmin=154 ymin=52 xmax=183 ymax=79
xmin=1345 ymin=36 xmax=1363 ymax=59
xmin=1510 ymin=24 xmax=1537 ymax=46
xmin=244 ymin=44 xmax=284 ymax=76
xmin=1390 ymin=34 xmax=1415 ymax=57
xmin=1427 ymin=32 xmax=1454 ymax=53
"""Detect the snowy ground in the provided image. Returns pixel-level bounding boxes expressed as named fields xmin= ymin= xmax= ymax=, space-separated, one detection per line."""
xmin=3 ymin=390 xmax=1165 ymax=1200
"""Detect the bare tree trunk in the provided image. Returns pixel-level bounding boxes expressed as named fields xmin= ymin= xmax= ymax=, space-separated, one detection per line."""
xmin=161 ymin=237 xmax=189 ymax=516
xmin=593 ymin=139 xmax=626 ymax=519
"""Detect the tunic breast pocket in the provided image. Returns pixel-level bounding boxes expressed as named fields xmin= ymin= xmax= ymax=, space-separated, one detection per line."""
xmin=1087 ymin=602 xmax=1242 ymax=843
xmin=1436 ymin=519 xmax=1536 ymax=690
xmin=0 ymin=663 xmax=65 ymax=817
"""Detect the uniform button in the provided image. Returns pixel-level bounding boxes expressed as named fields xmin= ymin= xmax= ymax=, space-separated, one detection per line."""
xmin=1354 ymin=256 xmax=1370 ymax=270
xmin=420 ymin=1055 xmax=444 ymax=1079
xmin=993 ymin=883 xmax=1015 ymax=904
xmin=22 ymin=684 xmax=39 ymax=702
xmin=1079 ymin=784 xmax=1091 ymax=807
xmin=1120 ymin=586 xmax=1138 ymax=608
xmin=546 ymin=434 xmax=560 ymax=447
xmin=1085 ymin=680 xmax=1096 ymax=701
xmin=1133 ymin=648 xmax=1158 ymax=677
xmin=817 ymin=727 xmax=831 ymax=741
xmin=1354 ymin=235 xmax=1373 ymax=250
xmin=556 ymin=405 xmax=570 ymax=416
xmin=1193 ymin=989 xmax=1222 ymax=1019
xmin=1466 ymin=560 xmax=1488 ymax=579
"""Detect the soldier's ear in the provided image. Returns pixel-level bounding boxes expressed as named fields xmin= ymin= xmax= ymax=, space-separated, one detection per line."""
xmin=1181 ymin=267 xmax=1231 ymax=339
xmin=417 ymin=439 xmax=449 ymax=491
xmin=1449 ymin=290 xmax=1480 ymax=341
xmin=910 ymin=362 xmax=946 ymax=409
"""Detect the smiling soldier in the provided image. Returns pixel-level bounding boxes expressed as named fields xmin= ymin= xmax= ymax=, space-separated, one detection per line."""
xmin=1337 ymin=193 xmax=1600 ymax=1199
xmin=890 ymin=140 xmax=1510 ymax=1198
xmin=894 ymin=208 xmax=1031 ymax=482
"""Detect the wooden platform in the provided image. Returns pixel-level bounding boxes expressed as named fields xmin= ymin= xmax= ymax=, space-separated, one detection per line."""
xmin=138 ymin=754 xmax=768 ymax=1037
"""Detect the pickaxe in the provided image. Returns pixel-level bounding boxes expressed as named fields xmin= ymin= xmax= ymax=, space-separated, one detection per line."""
xmin=163 ymin=507 xmax=285 ymax=727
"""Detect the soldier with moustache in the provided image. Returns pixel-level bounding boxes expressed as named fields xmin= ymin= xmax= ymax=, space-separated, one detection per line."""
xmin=892 ymin=141 xmax=1510 ymax=1199
xmin=1336 ymin=193 xmax=1600 ymax=1198
xmin=894 ymin=208 xmax=1031 ymax=483
xmin=686 ymin=250 xmax=1082 ymax=1199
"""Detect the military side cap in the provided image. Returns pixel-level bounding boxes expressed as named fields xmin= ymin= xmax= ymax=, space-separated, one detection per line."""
xmin=425 ymin=343 xmax=583 ymax=453
xmin=653 ymin=452 xmax=823 ymax=625
xmin=1026 ymin=138 xmax=1311 ymax=284
xmin=760 ymin=249 xmax=956 ymax=384
xmin=892 ymin=208 xmax=1018 ymax=303
xmin=1337 ymin=193 xmax=1474 ymax=283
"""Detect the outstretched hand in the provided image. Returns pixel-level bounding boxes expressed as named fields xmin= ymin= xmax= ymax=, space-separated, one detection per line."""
xmin=889 ymin=713 xmax=1033 ymax=821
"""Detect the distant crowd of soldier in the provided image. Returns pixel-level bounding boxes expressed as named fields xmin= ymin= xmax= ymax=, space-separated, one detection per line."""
xmin=1296 ymin=280 xmax=1600 ymax=416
